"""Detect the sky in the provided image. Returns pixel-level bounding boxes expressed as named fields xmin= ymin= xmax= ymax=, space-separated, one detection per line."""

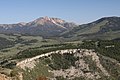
xmin=0 ymin=0 xmax=120 ymax=24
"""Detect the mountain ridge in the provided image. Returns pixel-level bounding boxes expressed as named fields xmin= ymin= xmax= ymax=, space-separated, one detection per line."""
xmin=0 ymin=16 xmax=77 ymax=37
xmin=0 ymin=16 xmax=120 ymax=40
xmin=61 ymin=16 xmax=120 ymax=40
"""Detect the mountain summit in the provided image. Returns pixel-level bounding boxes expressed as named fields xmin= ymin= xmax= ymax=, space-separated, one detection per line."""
xmin=0 ymin=17 xmax=77 ymax=37
xmin=0 ymin=16 xmax=120 ymax=39
xmin=32 ymin=16 xmax=65 ymax=25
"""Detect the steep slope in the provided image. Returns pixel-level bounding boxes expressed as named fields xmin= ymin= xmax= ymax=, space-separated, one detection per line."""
xmin=16 ymin=49 xmax=120 ymax=80
xmin=62 ymin=16 xmax=120 ymax=40
xmin=1 ymin=40 xmax=120 ymax=80
xmin=0 ymin=16 xmax=76 ymax=37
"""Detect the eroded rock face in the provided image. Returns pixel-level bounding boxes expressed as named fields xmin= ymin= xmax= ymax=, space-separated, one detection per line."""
xmin=0 ymin=73 xmax=11 ymax=80
xmin=0 ymin=72 xmax=23 ymax=80
xmin=16 ymin=49 xmax=111 ymax=80
xmin=49 ymin=49 xmax=110 ymax=80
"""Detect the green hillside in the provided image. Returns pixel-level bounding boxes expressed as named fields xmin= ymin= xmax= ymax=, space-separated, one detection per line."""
xmin=62 ymin=17 xmax=120 ymax=40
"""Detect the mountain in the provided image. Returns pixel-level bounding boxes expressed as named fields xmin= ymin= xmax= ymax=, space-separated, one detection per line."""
xmin=0 ymin=16 xmax=77 ymax=37
xmin=0 ymin=16 xmax=120 ymax=40
xmin=62 ymin=16 xmax=120 ymax=40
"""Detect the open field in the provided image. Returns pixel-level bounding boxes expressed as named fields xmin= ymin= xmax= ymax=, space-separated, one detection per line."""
xmin=0 ymin=33 xmax=60 ymax=58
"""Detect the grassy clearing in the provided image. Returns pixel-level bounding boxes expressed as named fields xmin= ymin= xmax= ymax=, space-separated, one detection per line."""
xmin=0 ymin=34 xmax=60 ymax=58
xmin=0 ymin=34 xmax=17 ymax=41
xmin=76 ymin=20 xmax=108 ymax=35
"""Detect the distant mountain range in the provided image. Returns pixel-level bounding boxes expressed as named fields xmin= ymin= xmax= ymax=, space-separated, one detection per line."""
xmin=0 ymin=16 xmax=120 ymax=40
xmin=0 ymin=16 xmax=76 ymax=37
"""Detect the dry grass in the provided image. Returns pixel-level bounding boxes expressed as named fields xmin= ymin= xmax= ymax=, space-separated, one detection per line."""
xmin=36 ymin=76 xmax=47 ymax=80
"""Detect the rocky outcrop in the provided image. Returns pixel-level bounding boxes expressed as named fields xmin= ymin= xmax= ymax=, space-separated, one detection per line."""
xmin=15 ymin=47 xmax=120 ymax=80
xmin=49 ymin=49 xmax=110 ymax=80
xmin=16 ymin=49 xmax=110 ymax=80
xmin=0 ymin=73 xmax=11 ymax=80
xmin=16 ymin=49 xmax=76 ymax=69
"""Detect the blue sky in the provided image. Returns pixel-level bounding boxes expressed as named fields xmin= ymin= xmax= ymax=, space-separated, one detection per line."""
xmin=0 ymin=0 xmax=120 ymax=24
